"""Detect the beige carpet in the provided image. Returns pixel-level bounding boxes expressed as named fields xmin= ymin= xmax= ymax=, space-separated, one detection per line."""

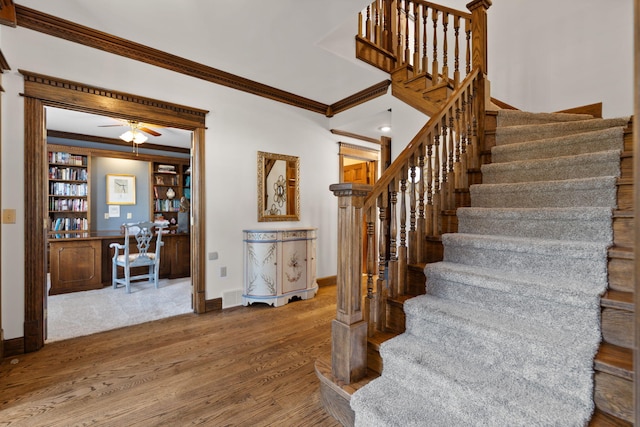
xmin=46 ymin=277 xmax=193 ymax=342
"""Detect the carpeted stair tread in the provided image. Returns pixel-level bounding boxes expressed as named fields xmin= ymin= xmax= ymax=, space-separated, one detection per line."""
xmin=492 ymin=127 xmax=625 ymax=163
xmin=457 ymin=206 xmax=613 ymax=242
xmin=442 ymin=232 xmax=610 ymax=287
xmin=351 ymin=376 xmax=471 ymax=427
xmin=495 ymin=117 xmax=629 ymax=146
xmin=426 ymin=261 xmax=601 ymax=309
xmin=481 ymin=149 xmax=621 ymax=184
xmin=403 ymin=294 xmax=597 ymax=355
xmin=496 ymin=110 xmax=593 ymax=127
xmin=470 ymin=176 xmax=618 ymax=208
xmin=379 ymin=334 xmax=594 ymax=424
xmin=425 ymin=262 xmax=601 ymax=335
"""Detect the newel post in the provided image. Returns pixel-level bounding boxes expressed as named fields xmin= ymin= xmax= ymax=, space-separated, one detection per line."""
xmin=467 ymin=0 xmax=492 ymax=153
xmin=330 ymin=183 xmax=372 ymax=384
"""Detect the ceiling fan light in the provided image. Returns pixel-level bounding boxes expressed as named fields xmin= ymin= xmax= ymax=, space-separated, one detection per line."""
xmin=132 ymin=132 xmax=148 ymax=144
xmin=119 ymin=130 xmax=134 ymax=142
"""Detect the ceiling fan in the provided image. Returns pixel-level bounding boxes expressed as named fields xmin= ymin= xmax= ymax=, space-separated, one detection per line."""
xmin=99 ymin=119 xmax=162 ymax=153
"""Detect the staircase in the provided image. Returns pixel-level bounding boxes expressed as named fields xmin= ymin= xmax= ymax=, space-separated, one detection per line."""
xmin=353 ymin=111 xmax=634 ymax=426
xmin=316 ymin=1 xmax=636 ymax=425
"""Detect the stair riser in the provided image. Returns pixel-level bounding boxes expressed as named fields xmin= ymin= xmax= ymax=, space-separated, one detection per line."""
xmin=443 ymin=242 xmax=608 ymax=287
xmin=492 ymin=133 xmax=624 ymax=164
xmin=608 ymin=257 xmax=634 ymax=293
xmin=594 ymin=372 xmax=634 ymax=423
xmin=496 ymin=111 xmax=593 ymax=128
xmin=617 ymin=183 xmax=633 ymax=211
xmin=621 ymin=155 xmax=632 ymax=180
xmin=458 ymin=215 xmax=612 ymax=243
xmin=471 ymin=185 xmax=617 ymax=209
xmin=613 ymin=216 xmax=635 ymax=249
xmin=601 ymin=308 xmax=633 ymax=348
xmin=495 ymin=119 xmax=629 ymax=146
xmin=427 ymin=278 xmax=600 ymax=333
xmin=482 ymin=157 xmax=620 ymax=185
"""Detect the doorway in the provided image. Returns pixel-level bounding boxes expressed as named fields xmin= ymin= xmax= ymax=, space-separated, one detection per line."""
xmin=22 ymin=71 xmax=208 ymax=352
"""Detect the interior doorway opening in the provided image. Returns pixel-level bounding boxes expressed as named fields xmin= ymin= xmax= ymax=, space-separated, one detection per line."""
xmin=21 ymin=70 xmax=208 ymax=353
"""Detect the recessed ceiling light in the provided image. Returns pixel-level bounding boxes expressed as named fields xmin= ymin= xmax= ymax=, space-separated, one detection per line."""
xmin=379 ymin=125 xmax=391 ymax=132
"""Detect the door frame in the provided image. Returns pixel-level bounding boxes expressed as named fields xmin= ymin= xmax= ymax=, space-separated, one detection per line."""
xmin=21 ymin=70 xmax=208 ymax=352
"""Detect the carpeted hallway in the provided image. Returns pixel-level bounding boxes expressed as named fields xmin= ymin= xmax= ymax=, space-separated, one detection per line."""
xmin=46 ymin=277 xmax=192 ymax=342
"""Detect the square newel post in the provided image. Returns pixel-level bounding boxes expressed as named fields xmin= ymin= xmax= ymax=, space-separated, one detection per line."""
xmin=329 ymin=183 xmax=373 ymax=384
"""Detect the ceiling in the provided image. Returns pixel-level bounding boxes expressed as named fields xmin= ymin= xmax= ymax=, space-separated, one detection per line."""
xmin=20 ymin=0 xmax=398 ymax=148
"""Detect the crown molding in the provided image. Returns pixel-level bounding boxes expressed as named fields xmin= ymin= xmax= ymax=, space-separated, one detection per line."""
xmin=16 ymin=5 xmax=388 ymax=117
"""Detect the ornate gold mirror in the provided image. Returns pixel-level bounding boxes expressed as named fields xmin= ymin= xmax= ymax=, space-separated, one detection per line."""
xmin=257 ymin=151 xmax=300 ymax=222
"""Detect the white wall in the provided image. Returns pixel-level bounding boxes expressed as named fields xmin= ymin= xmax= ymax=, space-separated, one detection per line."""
xmin=0 ymin=26 xmax=340 ymax=338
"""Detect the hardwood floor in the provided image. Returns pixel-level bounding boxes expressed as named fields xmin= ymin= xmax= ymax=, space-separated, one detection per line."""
xmin=0 ymin=286 xmax=341 ymax=426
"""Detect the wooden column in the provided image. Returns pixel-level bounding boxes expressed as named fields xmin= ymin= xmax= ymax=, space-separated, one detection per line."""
xmin=330 ymin=183 xmax=372 ymax=384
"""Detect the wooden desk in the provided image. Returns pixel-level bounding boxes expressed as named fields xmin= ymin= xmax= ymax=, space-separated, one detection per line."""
xmin=48 ymin=231 xmax=190 ymax=295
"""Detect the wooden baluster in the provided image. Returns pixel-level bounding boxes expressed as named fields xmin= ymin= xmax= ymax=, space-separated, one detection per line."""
xmin=413 ymin=3 xmax=421 ymax=73
xmin=425 ymin=138 xmax=434 ymax=237
xmin=417 ymin=150 xmax=426 ymax=260
xmin=365 ymin=208 xmax=377 ymax=337
xmin=465 ymin=18 xmax=471 ymax=75
xmin=454 ymin=99 xmax=467 ymax=190
xmin=377 ymin=193 xmax=388 ymax=333
xmin=448 ymin=113 xmax=456 ymax=208
xmin=388 ymin=181 xmax=398 ymax=298
xmin=408 ymin=155 xmax=417 ymax=265
xmin=373 ymin=1 xmax=380 ymax=44
xmin=433 ymin=125 xmax=442 ymax=236
xmin=404 ymin=1 xmax=411 ymax=64
xmin=382 ymin=0 xmax=392 ymax=52
xmin=397 ymin=0 xmax=403 ymax=62
xmin=422 ymin=6 xmax=429 ymax=83
xmin=442 ymin=12 xmax=449 ymax=83
xmin=454 ymin=15 xmax=461 ymax=87
xmin=469 ymin=88 xmax=479 ymax=170
xmin=358 ymin=11 xmax=363 ymax=38
xmin=398 ymin=170 xmax=407 ymax=296
xmin=440 ymin=117 xmax=449 ymax=210
xmin=432 ymin=8 xmax=439 ymax=84
xmin=366 ymin=5 xmax=372 ymax=40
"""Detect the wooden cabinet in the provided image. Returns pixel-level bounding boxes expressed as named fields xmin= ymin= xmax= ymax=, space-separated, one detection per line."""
xmin=242 ymin=228 xmax=317 ymax=307
xmin=47 ymin=147 xmax=90 ymax=233
xmin=49 ymin=232 xmax=191 ymax=295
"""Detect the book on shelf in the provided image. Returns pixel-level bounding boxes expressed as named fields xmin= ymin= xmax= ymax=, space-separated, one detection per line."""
xmin=157 ymin=164 xmax=176 ymax=173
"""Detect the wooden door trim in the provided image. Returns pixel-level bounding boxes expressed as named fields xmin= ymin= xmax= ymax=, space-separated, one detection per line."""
xmin=21 ymin=70 xmax=208 ymax=352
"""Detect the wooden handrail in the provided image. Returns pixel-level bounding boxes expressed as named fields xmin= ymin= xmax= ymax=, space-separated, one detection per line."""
xmin=364 ymin=68 xmax=480 ymax=211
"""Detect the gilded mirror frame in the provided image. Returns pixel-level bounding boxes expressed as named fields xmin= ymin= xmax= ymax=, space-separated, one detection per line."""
xmin=257 ymin=151 xmax=300 ymax=222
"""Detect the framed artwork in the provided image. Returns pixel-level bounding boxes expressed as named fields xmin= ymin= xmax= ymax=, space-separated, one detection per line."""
xmin=106 ymin=174 xmax=136 ymax=205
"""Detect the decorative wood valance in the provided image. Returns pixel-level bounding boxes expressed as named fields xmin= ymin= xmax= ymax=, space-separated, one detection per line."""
xmin=20 ymin=69 xmax=208 ymax=129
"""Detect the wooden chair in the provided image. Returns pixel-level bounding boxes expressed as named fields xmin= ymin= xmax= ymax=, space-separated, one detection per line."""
xmin=110 ymin=221 xmax=166 ymax=293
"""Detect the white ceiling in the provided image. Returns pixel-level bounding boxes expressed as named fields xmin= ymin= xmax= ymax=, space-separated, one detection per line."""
xmin=20 ymin=0 xmax=397 ymax=147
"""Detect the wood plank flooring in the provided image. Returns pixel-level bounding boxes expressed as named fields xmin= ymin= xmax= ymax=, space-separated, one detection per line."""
xmin=0 ymin=286 xmax=341 ymax=427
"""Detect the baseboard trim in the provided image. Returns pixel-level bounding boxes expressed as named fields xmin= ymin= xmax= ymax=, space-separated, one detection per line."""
xmin=317 ymin=275 xmax=337 ymax=288
xmin=205 ymin=297 xmax=222 ymax=312
xmin=3 ymin=337 xmax=24 ymax=358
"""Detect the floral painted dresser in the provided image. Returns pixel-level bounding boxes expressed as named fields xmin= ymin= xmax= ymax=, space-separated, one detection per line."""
xmin=242 ymin=228 xmax=318 ymax=306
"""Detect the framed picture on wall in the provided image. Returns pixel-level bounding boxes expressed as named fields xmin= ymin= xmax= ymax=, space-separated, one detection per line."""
xmin=106 ymin=174 xmax=136 ymax=205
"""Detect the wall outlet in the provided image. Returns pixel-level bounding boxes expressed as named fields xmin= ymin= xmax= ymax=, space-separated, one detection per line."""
xmin=220 ymin=266 xmax=227 ymax=277
xmin=126 ymin=212 xmax=132 ymax=219
xmin=209 ymin=251 xmax=218 ymax=260
xmin=104 ymin=213 xmax=109 ymax=219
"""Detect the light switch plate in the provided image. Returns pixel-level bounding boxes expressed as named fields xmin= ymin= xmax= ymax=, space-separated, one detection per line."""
xmin=2 ymin=209 xmax=16 ymax=224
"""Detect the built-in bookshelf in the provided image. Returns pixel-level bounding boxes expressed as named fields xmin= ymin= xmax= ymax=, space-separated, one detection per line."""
xmin=48 ymin=148 xmax=90 ymax=233
xmin=152 ymin=161 xmax=189 ymax=225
